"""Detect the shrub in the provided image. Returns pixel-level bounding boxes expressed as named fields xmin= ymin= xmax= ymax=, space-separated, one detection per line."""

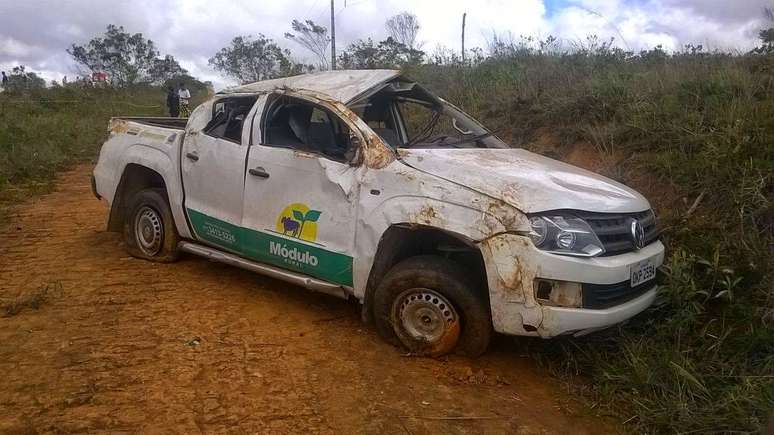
xmin=411 ymin=49 xmax=773 ymax=432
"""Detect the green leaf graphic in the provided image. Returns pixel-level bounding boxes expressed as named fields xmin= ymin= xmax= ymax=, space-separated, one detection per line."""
xmin=292 ymin=210 xmax=305 ymax=221
xmin=304 ymin=210 xmax=322 ymax=222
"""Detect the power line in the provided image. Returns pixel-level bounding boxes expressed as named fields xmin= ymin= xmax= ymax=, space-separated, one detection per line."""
xmin=330 ymin=0 xmax=336 ymax=69
xmin=329 ymin=0 xmax=372 ymax=69
xmin=308 ymin=0 xmax=328 ymax=24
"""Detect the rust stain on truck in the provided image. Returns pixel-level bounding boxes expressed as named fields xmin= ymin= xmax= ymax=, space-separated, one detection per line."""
xmin=108 ymin=118 xmax=130 ymax=135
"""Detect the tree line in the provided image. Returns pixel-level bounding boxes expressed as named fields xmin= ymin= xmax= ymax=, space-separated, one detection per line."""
xmin=4 ymin=9 xmax=774 ymax=91
xmin=1 ymin=12 xmax=423 ymax=91
xmin=207 ymin=12 xmax=423 ymax=83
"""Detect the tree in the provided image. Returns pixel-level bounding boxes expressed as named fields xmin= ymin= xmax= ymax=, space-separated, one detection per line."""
xmin=67 ymin=24 xmax=187 ymax=86
xmin=385 ymin=12 xmax=420 ymax=49
xmin=209 ymin=35 xmax=302 ymax=83
xmin=3 ymin=65 xmax=46 ymax=93
xmin=149 ymin=55 xmax=188 ymax=85
xmin=285 ymin=19 xmax=330 ymax=70
xmin=752 ymin=7 xmax=774 ymax=54
xmin=338 ymin=37 xmax=424 ymax=69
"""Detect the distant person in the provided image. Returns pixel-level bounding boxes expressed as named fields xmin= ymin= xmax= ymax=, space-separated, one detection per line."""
xmin=178 ymin=83 xmax=191 ymax=117
xmin=1 ymin=71 xmax=8 ymax=87
xmin=166 ymin=86 xmax=179 ymax=118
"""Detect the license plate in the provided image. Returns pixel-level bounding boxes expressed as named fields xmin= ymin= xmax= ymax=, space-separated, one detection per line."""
xmin=630 ymin=257 xmax=657 ymax=287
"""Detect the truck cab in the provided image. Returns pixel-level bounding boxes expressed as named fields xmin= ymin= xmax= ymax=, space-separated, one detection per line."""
xmin=93 ymin=70 xmax=664 ymax=356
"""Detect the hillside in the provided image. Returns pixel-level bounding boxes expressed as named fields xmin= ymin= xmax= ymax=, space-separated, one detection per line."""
xmin=412 ymin=48 xmax=773 ymax=432
xmin=0 ymin=86 xmax=166 ymax=210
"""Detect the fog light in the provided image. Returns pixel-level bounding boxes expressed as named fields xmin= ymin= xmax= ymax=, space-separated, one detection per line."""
xmin=534 ymin=279 xmax=582 ymax=308
xmin=536 ymin=280 xmax=552 ymax=300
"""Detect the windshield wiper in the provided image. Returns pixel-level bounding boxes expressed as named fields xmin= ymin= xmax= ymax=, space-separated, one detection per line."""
xmin=408 ymin=110 xmax=442 ymax=146
xmin=442 ymin=132 xmax=493 ymax=148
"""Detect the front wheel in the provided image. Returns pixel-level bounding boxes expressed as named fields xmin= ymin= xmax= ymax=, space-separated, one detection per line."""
xmin=373 ymin=256 xmax=493 ymax=357
xmin=123 ymin=188 xmax=180 ymax=262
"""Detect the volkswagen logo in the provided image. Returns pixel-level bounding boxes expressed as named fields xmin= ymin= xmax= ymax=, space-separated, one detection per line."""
xmin=630 ymin=218 xmax=645 ymax=249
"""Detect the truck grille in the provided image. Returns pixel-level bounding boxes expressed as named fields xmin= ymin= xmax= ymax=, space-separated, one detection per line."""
xmin=582 ymin=280 xmax=655 ymax=309
xmin=575 ymin=210 xmax=659 ymax=256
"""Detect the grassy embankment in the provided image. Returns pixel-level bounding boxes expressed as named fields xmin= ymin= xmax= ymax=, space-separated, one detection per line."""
xmin=0 ymin=86 xmax=168 ymax=214
xmin=413 ymin=47 xmax=773 ymax=433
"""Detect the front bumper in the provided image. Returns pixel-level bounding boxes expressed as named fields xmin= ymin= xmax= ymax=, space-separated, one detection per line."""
xmin=540 ymin=286 xmax=657 ymax=336
xmin=478 ymin=233 xmax=664 ymax=338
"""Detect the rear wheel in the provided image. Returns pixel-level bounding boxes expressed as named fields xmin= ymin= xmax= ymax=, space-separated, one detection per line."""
xmin=123 ymin=188 xmax=180 ymax=262
xmin=373 ymin=255 xmax=492 ymax=357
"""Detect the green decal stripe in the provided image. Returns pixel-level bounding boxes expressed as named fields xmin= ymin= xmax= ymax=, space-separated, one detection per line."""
xmin=186 ymin=208 xmax=353 ymax=286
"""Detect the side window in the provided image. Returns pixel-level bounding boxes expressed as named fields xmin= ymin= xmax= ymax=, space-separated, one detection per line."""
xmin=203 ymin=96 xmax=257 ymax=144
xmin=264 ymin=97 xmax=356 ymax=162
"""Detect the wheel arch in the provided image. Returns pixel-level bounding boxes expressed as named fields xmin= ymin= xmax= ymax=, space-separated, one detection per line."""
xmin=361 ymin=223 xmax=490 ymax=323
xmin=107 ymin=163 xmax=169 ymax=232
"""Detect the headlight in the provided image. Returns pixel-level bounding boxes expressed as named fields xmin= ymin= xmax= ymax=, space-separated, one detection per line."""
xmin=528 ymin=214 xmax=605 ymax=257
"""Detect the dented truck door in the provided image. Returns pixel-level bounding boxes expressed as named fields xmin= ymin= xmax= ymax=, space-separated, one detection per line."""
xmin=238 ymin=92 xmax=362 ymax=288
xmin=182 ymin=97 xmax=254 ymax=251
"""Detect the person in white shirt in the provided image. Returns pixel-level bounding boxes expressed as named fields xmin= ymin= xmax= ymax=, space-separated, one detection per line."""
xmin=178 ymin=83 xmax=192 ymax=117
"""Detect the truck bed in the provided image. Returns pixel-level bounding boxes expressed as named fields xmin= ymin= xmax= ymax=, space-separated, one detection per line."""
xmin=113 ymin=117 xmax=188 ymax=130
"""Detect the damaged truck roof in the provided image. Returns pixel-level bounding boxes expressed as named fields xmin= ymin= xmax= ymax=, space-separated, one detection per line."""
xmin=220 ymin=69 xmax=401 ymax=104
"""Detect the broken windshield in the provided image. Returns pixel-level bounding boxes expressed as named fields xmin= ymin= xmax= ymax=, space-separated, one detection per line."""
xmin=397 ymin=98 xmax=506 ymax=149
xmin=349 ymin=79 xmax=508 ymax=150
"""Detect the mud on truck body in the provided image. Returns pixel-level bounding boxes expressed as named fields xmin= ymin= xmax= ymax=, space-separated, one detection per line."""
xmin=93 ymin=70 xmax=664 ymax=356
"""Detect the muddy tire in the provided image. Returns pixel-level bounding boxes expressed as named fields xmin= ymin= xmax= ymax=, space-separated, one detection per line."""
xmin=123 ymin=188 xmax=180 ymax=262
xmin=373 ymin=255 xmax=492 ymax=357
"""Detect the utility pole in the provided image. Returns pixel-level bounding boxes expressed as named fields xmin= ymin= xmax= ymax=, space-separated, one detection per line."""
xmin=461 ymin=12 xmax=467 ymax=64
xmin=330 ymin=0 xmax=336 ymax=70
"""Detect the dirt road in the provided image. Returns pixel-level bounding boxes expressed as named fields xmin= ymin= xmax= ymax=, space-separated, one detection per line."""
xmin=0 ymin=164 xmax=612 ymax=434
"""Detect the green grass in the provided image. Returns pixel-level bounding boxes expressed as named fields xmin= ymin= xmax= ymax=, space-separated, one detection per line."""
xmin=411 ymin=49 xmax=773 ymax=433
xmin=0 ymin=85 xmax=168 ymax=212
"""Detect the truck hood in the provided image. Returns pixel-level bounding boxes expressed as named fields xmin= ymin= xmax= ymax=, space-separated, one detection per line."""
xmin=398 ymin=148 xmax=650 ymax=213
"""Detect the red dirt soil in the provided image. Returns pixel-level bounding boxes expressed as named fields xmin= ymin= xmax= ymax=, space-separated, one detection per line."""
xmin=0 ymin=164 xmax=614 ymax=434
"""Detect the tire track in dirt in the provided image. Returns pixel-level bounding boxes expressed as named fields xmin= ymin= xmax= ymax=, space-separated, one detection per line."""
xmin=0 ymin=164 xmax=614 ymax=434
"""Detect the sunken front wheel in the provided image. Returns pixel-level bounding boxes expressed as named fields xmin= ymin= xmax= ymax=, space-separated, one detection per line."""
xmin=373 ymin=256 xmax=492 ymax=357
xmin=123 ymin=188 xmax=180 ymax=262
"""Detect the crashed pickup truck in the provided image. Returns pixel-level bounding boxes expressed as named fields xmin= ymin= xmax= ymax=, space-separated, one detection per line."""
xmin=93 ymin=69 xmax=663 ymax=356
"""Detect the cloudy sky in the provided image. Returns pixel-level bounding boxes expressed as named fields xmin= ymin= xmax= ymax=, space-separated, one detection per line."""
xmin=0 ymin=0 xmax=770 ymax=89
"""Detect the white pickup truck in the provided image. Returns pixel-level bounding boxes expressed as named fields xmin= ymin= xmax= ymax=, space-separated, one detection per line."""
xmin=93 ymin=70 xmax=663 ymax=356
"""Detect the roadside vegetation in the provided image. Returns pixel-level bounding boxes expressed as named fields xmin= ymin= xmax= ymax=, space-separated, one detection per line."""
xmin=1 ymin=11 xmax=772 ymax=433
xmin=0 ymin=86 xmax=165 ymax=210
xmin=411 ymin=37 xmax=774 ymax=433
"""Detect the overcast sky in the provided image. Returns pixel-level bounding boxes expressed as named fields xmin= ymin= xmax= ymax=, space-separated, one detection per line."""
xmin=0 ymin=0 xmax=770 ymax=90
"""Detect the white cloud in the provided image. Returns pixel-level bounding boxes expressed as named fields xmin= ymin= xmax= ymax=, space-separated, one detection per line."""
xmin=0 ymin=37 xmax=36 ymax=58
xmin=0 ymin=0 xmax=767 ymax=89
xmin=548 ymin=0 xmax=763 ymax=51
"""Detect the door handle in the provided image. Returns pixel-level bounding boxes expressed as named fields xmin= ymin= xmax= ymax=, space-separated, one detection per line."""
xmin=186 ymin=152 xmax=199 ymax=162
xmin=249 ymin=167 xmax=270 ymax=178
